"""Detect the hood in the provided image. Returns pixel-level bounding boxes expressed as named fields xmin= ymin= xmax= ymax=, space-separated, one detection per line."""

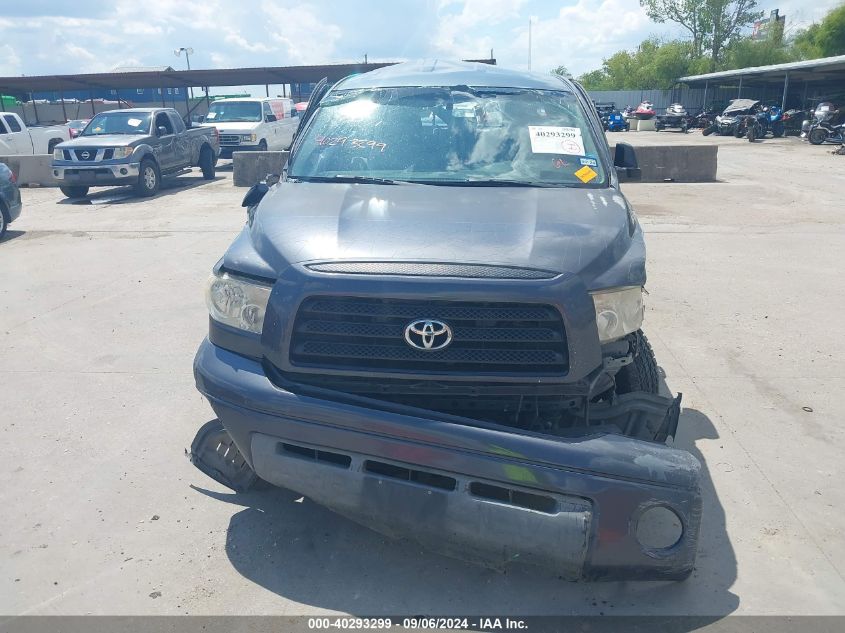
xmin=245 ymin=182 xmax=637 ymax=283
xmin=723 ymin=99 xmax=759 ymax=114
xmin=58 ymin=134 xmax=148 ymax=148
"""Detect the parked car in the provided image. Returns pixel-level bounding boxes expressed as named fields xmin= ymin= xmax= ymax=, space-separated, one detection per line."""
xmin=190 ymin=61 xmax=702 ymax=581
xmin=0 ymin=161 xmax=22 ymax=240
xmin=703 ymin=99 xmax=762 ymax=136
xmin=66 ymin=119 xmax=90 ymax=139
xmin=201 ymin=97 xmax=298 ymax=159
xmin=0 ymin=112 xmax=70 ymax=155
xmin=51 ymin=108 xmax=220 ymax=199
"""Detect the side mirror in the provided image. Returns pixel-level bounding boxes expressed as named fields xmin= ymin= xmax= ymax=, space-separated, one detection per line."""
xmin=242 ymin=182 xmax=269 ymax=208
xmin=157 ymin=125 xmax=168 ymax=137
xmin=614 ymin=142 xmax=641 ymax=182
xmin=265 ymin=114 xmax=276 ymax=122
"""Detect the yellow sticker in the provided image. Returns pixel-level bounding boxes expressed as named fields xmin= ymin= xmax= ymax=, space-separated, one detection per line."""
xmin=574 ymin=165 xmax=597 ymax=183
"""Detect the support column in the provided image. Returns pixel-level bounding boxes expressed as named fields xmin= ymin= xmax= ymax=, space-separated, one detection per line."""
xmin=781 ymin=72 xmax=790 ymax=111
xmin=702 ymin=81 xmax=709 ymax=113
xmin=89 ymin=89 xmax=96 ymax=117
xmin=160 ymin=87 xmax=165 ymax=107
xmin=265 ymin=84 xmax=269 ymax=97
xmin=32 ymin=96 xmax=41 ymax=124
xmin=59 ymin=90 xmax=68 ymax=122
xmin=737 ymin=75 xmax=743 ymax=99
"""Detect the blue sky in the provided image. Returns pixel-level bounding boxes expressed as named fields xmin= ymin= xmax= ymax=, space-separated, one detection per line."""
xmin=0 ymin=0 xmax=840 ymax=91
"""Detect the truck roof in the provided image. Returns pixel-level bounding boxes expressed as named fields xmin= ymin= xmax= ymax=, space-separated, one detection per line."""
xmin=93 ymin=108 xmax=172 ymax=114
xmin=337 ymin=60 xmax=572 ymax=91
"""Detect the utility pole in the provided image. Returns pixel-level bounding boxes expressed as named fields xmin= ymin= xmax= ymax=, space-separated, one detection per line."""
xmin=174 ymin=47 xmax=194 ymax=98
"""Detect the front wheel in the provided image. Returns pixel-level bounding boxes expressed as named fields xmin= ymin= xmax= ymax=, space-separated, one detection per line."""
xmin=0 ymin=206 xmax=8 ymax=240
xmin=135 ymin=158 xmax=160 ymax=197
xmin=199 ymin=146 xmax=216 ymax=180
xmin=808 ymin=128 xmax=828 ymax=145
xmin=772 ymin=122 xmax=785 ymax=138
xmin=59 ymin=185 xmax=89 ymax=198
xmin=701 ymin=125 xmax=715 ymax=136
xmin=747 ymin=126 xmax=757 ymax=142
xmin=257 ymin=139 xmax=268 ymax=152
xmin=616 ymin=331 xmax=660 ymax=395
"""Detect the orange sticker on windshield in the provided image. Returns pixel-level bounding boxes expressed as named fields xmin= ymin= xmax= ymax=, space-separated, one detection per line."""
xmin=574 ymin=165 xmax=597 ymax=183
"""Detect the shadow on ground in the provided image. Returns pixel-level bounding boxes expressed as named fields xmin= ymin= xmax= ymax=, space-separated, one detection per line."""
xmin=55 ymin=174 xmax=221 ymax=206
xmin=0 ymin=229 xmax=25 ymax=243
xmin=193 ymin=371 xmax=738 ymax=618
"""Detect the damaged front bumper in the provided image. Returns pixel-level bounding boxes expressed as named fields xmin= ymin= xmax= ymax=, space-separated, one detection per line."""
xmin=193 ymin=339 xmax=702 ymax=581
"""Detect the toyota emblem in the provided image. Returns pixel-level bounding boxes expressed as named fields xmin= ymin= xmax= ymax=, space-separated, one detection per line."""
xmin=404 ymin=319 xmax=453 ymax=351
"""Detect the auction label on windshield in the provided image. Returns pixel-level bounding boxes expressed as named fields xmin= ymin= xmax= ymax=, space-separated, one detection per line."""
xmin=528 ymin=125 xmax=585 ymax=155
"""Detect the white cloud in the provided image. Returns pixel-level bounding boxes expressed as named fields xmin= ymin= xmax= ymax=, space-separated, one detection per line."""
xmin=434 ymin=0 xmax=528 ymax=58
xmin=225 ymin=32 xmax=275 ymax=54
xmin=0 ymin=43 xmax=21 ymax=76
xmin=262 ymin=2 xmax=343 ymax=64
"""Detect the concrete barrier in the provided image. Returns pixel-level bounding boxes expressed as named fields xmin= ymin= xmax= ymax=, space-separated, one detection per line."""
xmin=233 ymin=151 xmax=289 ymax=187
xmin=610 ymin=144 xmax=718 ymax=182
xmin=631 ymin=119 xmax=657 ymax=132
xmin=0 ymin=154 xmax=59 ymax=186
xmin=229 ymin=145 xmax=715 ymax=186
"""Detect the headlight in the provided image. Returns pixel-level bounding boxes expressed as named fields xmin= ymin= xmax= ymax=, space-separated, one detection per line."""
xmin=591 ymin=286 xmax=644 ymax=343
xmin=242 ymin=133 xmax=257 ymax=142
xmin=53 ymin=148 xmax=64 ymax=160
xmin=112 ymin=147 xmax=134 ymax=159
xmin=205 ymin=272 xmax=271 ymax=334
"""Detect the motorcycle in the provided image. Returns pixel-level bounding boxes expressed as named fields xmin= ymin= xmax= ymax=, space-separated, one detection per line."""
xmin=654 ymin=103 xmax=689 ymax=132
xmin=734 ymin=114 xmax=764 ymax=142
xmin=808 ymin=119 xmax=845 ymax=145
xmin=803 ymin=102 xmax=841 ymax=141
xmin=758 ymin=104 xmax=785 ymax=138
xmin=782 ymin=108 xmax=807 ymax=135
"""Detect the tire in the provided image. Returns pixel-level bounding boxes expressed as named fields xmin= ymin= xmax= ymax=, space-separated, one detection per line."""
xmin=808 ymin=128 xmax=827 ymax=145
xmin=47 ymin=138 xmax=61 ymax=154
xmin=199 ymin=146 xmax=215 ymax=180
xmin=0 ymin=204 xmax=8 ymax=241
xmin=615 ymin=330 xmax=660 ymax=395
xmin=135 ymin=158 xmax=160 ymax=197
xmin=59 ymin=185 xmax=89 ymax=198
xmin=772 ymin=122 xmax=785 ymax=138
xmin=258 ymin=139 xmax=268 ymax=152
xmin=747 ymin=126 xmax=756 ymax=142
xmin=701 ymin=125 xmax=713 ymax=136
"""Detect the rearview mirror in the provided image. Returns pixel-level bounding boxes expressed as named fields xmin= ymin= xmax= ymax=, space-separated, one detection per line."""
xmin=157 ymin=125 xmax=168 ymax=137
xmin=265 ymin=114 xmax=276 ymax=122
xmin=614 ymin=142 xmax=641 ymax=182
xmin=242 ymin=182 xmax=269 ymax=208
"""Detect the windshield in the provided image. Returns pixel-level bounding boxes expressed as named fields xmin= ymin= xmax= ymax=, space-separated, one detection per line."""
xmin=82 ymin=112 xmax=151 ymax=136
xmin=288 ymin=86 xmax=607 ymax=187
xmin=205 ymin=101 xmax=262 ymax=123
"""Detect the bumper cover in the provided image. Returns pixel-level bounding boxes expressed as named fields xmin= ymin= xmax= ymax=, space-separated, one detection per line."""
xmin=219 ymin=144 xmax=262 ymax=158
xmin=194 ymin=339 xmax=702 ymax=580
xmin=52 ymin=162 xmax=140 ymax=184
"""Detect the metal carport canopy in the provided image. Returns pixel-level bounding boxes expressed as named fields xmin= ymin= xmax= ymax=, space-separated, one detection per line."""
xmin=0 ymin=62 xmax=398 ymax=96
xmin=677 ymin=55 xmax=845 ymax=110
xmin=678 ymin=55 xmax=845 ymax=86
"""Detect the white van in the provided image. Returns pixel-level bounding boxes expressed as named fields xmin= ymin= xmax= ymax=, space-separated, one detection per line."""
xmin=203 ymin=97 xmax=298 ymax=158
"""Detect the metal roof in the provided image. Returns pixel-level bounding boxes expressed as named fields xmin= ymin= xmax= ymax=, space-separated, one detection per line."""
xmin=338 ymin=60 xmax=568 ymax=90
xmin=0 ymin=62 xmax=397 ymax=96
xmin=111 ymin=65 xmax=175 ymax=73
xmin=678 ymin=54 xmax=845 ymax=85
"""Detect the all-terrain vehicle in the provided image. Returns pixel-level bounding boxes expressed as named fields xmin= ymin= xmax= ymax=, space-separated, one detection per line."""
xmin=191 ymin=61 xmax=702 ymax=582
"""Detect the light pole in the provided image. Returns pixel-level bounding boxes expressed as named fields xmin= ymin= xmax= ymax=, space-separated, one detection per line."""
xmin=174 ymin=47 xmax=194 ymax=98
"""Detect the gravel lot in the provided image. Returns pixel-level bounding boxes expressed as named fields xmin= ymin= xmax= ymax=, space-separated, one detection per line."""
xmin=2 ymin=133 xmax=844 ymax=616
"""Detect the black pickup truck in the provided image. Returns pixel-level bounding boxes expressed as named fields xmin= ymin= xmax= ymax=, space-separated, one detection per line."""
xmin=52 ymin=108 xmax=220 ymax=198
xmin=192 ymin=61 xmax=701 ymax=581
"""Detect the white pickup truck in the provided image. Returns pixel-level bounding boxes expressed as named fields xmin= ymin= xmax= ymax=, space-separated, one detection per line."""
xmin=0 ymin=112 xmax=71 ymax=156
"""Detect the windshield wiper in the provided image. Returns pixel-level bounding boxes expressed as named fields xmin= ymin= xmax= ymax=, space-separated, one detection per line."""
xmin=291 ymin=175 xmax=403 ymax=185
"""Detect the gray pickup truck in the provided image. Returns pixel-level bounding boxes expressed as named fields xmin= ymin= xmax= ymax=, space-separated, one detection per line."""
xmin=52 ymin=108 xmax=220 ymax=198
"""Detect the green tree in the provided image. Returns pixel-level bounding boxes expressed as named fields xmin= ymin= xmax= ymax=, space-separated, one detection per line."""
xmin=640 ymin=0 xmax=763 ymax=70
xmin=793 ymin=4 xmax=845 ymax=58
xmin=576 ymin=38 xmax=698 ymax=90
xmin=551 ymin=65 xmax=572 ymax=79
